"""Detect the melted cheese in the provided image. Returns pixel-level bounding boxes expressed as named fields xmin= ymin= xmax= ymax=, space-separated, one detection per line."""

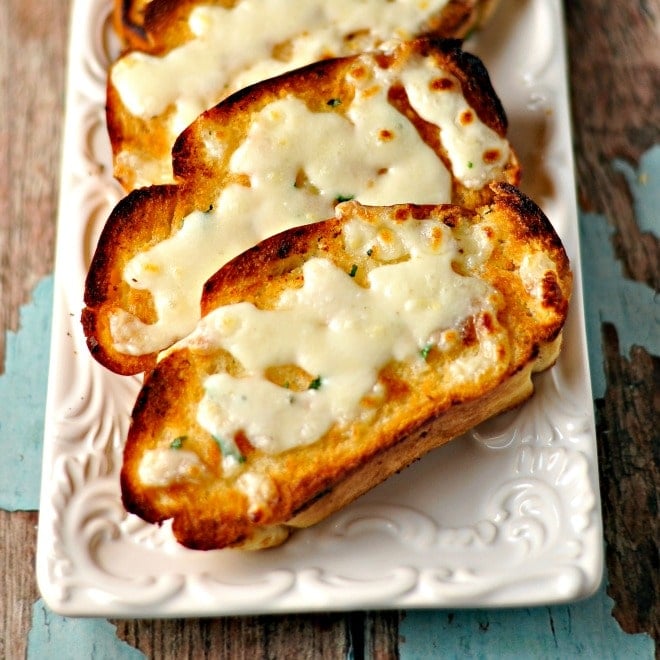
xmin=519 ymin=252 xmax=558 ymax=300
xmin=185 ymin=215 xmax=496 ymax=455
xmin=112 ymin=54 xmax=510 ymax=356
xmin=400 ymin=62 xmax=510 ymax=188
xmin=138 ymin=448 xmax=205 ymax=487
xmin=112 ymin=0 xmax=452 ymax=123
xmin=235 ymin=471 xmax=278 ymax=519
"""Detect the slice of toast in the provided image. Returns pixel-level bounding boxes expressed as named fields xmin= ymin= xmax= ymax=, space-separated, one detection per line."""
xmin=108 ymin=0 xmax=502 ymax=189
xmin=85 ymin=38 xmax=521 ymax=375
xmin=120 ymin=186 xmax=572 ymax=551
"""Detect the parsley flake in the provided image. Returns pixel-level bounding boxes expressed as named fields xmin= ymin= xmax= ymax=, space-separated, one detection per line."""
xmin=349 ymin=264 xmax=358 ymax=277
xmin=327 ymin=98 xmax=342 ymax=107
xmin=213 ymin=435 xmax=245 ymax=463
xmin=420 ymin=344 xmax=433 ymax=360
xmin=170 ymin=436 xmax=186 ymax=450
xmin=308 ymin=376 xmax=323 ymax=390
xmin=335 ymin=194 xmax=355 ymax=204
xmin=467 ymin=161 xmax=474 ymax=169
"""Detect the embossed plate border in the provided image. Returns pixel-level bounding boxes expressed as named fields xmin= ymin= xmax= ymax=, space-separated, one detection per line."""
xmin=36 ymin=0 xmax=603 ymax=617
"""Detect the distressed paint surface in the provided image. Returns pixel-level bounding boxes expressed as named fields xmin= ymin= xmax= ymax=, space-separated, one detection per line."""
xmin=400 ymin=581 xmax=653 ymax=659
xmin=581 ymin=211 xmax=660 ymax=399
xmin=0 ymin=276 xmax=52 ymax=511
xmin=28 ymin=600 xmax=144 ymax=660
xmin=613 ymin=145 xmax=660 ymax=237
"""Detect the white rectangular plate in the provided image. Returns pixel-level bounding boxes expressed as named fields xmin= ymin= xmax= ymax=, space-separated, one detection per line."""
xmin=37 ymin=0 xmax=603 ymax=617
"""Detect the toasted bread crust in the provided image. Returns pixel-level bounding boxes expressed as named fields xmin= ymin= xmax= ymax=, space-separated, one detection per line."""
xmin=82 ymin=185 xmax=180 ymax=375
xmin=120 ymin=187 xmax=571 ymax=550
xmin=86 ymin=38 xmax=521 ymax=376
xmin=114 ymin=0 xmax=501 ymax=51
xmin=108 ymin=1 xmax=503 ymax=189
xmin=113 ymin=0 xmax=150 ymax=49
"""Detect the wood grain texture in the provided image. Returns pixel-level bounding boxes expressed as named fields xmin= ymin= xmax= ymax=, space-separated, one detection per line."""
xmin=596 ymin=324 xmax=659 ymax=646
xmin=565 ymin=0 xmax=660 ymax=652
xmin=111 ymin=610 xmax=401 ymax=659
xmin=0 ymin=0 xmax=657 ymax=657
xmin=0 ymin=511 xmax=40 ymax=660
xmin=0 ymin=0 xmax=68 ymax=373
xmin=0 ymin=0 xmax=68 ymax=649
xmin=565 ymin=0 xmax=660 ymax=290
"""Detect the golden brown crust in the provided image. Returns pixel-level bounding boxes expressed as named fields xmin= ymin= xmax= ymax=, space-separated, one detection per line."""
xmin=82 ymin=185 xmax=181 ymax=375
xmin=120 ymin=188 xmax=571 ymax=550
xmin=108 ymin=1 xmax=505 ymax=189
xmin=171 ymin=37 xmax=516 ymax=189
xmin=114 ymin=0 xmax=502 ymax=54
xmin=85 ymin=38 xmax=521 ymax=375
xmin=113 ymin=0 xmax=153 ymax=50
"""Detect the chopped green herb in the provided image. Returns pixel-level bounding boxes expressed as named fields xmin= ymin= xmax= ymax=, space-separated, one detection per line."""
xmin=467 ymin=161 xmax=474 ymax=169
xmin=327 ymin=98 xmax=342 ymax=107
xmin=366 ymin=248 xmax=373 ymax=257
xmin=349 ymin=264 xmax=358 ymax=277
xmin=335 ymin=194 xmax=355 ymax=203
xmin=213 ymin=435 xmax=245 ymax=463
xmin=308 ymin=376 xmax=323 ymax=390
xmin=170 ymin=436 xmax=186 ymax=450
xmin=420 ymin=344 xmax=433 ymax=360
xmin=205 ymin=203 xmax=214 ymax=212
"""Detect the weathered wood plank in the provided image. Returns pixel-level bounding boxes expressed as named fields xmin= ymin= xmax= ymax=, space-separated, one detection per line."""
xmin=0 ymin=0 xmax=68 ymax=373
xmin=596 ymin=324 xmax=659 ymax=644
xmin=113 ymin=613 xmax=355 ymax=659
xmin=565 ymin=0 xmax=660 ymax=651
xmin=112 ymin=609 xmax=402 ymax=658
xmin=565 ymin=0 xmax=660 ymax=289
xmin=0 ymin=1 xmax=68 ymax=655
xmin=0 ymin=510 xmax=40 ymax=660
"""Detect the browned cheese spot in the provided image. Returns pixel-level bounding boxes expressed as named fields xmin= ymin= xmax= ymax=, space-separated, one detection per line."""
xmin=459 ymin=110 xmax=474 ymax=126
xmin=478 ymin=311 xmax=495 ymax=334
xmin=460 ymin=316 xmax=478 ymax=347
xmin=350 ymin=64 xmax=368 ymax=80
xmin=429 ymin=225 xmax=445 ymax=250
xmin=483 ymin=148 xmax=501 ymax=164
xmin=393 ymin=207 xmax=410 ymax=223
xmin=541 ymin=272 xmax=564 ymax=310
xmin=430 ymin=77 xmax=455 ymax=91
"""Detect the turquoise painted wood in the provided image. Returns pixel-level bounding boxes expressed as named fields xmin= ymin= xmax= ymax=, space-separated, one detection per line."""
xmin=28 ymin=601 xmax=144 ymax=660
xmin=0 ymin=276 xmax=52 ymax=511
xmin=399 ymin=584 xmax=653 ymax=659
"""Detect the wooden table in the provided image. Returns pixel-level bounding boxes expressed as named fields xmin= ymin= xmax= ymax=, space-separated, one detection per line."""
xmin=1 ymin=1 xmax=657 ymax=657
